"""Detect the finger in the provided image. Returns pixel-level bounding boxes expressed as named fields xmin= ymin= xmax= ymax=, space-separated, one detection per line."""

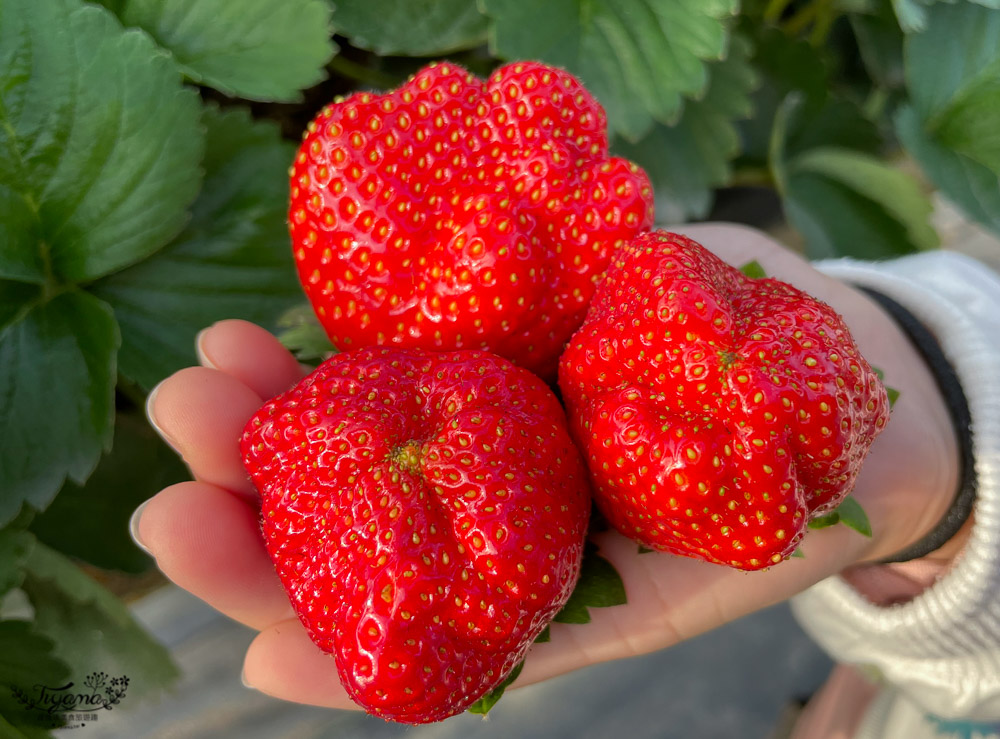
xmin=196 ymin=319 xmax=305 ymax=400
xmin=243 ymin=619 xmax=357 ymax=710
xmin=148 ymin=366 xmax=262 ymax=497
xmin=135 ymin=481 xmax=293 ymax=630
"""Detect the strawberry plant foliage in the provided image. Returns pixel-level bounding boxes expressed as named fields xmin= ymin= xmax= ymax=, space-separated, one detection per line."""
xmin=895 ymin=2 xmax=1000 ymax=233
xmin=90 ymin=105 xmax=301 ymax=390
xmin=0 ymin=622 xmax=71 ymax=733
xmin=330 ymin=0 xmax=488 ymax=56
xmin=20 ymin=541 xmax=180 ymax=703
xmin=0 ymin=0 xmax=204 ymax=284
xmin=28 ymin=413 xmax=187 ymax=573
xmin=482 ymin=0 xmax=739 ymax=140
xmin=98 ymin=0 xmax=337 ymax=102
xmin=613 ymin=33 xmax=758 ymax=221
xmin=0 ymin=291 xmax=119 ymax=525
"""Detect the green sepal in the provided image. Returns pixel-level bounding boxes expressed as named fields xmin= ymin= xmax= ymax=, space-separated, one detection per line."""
xmin=808 ymin=495 xmax=872 ymax=538
xmin=739 ymin=260 xmax=768 ymax=279
xmin=834 ymin=495 xmax=873 ymax=537
xmin=552 ymin=541 xmax=627 ymax=625
xmin=276 ymin=304 xmax=337 ymax=364
xmin=467 ymin=661 xmax=524 ymax=716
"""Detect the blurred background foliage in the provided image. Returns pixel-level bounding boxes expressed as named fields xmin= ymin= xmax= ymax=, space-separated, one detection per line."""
xmin=2 ymin=0 xmax=999 ymax=733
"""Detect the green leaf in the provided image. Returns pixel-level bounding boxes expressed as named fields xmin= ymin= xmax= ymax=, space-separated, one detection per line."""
xmin=0 ymin=282 xmax=39 ymax=331
xmin=770 ymin=87 xmax=937 ymax=260
xmin=107 ymin=0 xmax=336 ymax=102
xmin=738 ymin=26 xmax=880 ymax=166
xmin=0 ymin=620 xmax=71 ymax=734
xmin=900 ymin=1 xmax=1000 ymax=195
xmin=872 ymin=365 xmax=901 ymax=407
xmin=833 ymin=495 xmax=873 ymax=537
xmin=0 ymin=527 xmax=34 ymax=598
xmin=276 ymin=304 xmax=337 ymax=364
xmin=482 ymin=0 xmax=738 ymax=140
xmin=782 ymin=171 xmax=923 ymax=260
xmin=932 ymin=69 xmax=1000 ymax=174
xmin=91 ymin=105 xmax=301 ymax=390
xmin=637 ymin=544 xmax=655 ymax=554
xmin=553 ymin=541 xmax=627 ymax=625
xmin=612 ymin=33 xmax=757 ymax=220
xmin=739 ymin=260 xmax=768 ymax=279
xmin=332 ymin=0 xmax=488 ymax=56
xmin=850 ymin=4 xmax=905 ymax=89
xmin=787 ymin=147 xmax=939 ymax=252
xmin=30 ymin=413 xmax=187 ymax=574
xmin=0 ymin=713 xmax=55 ymax=739
xmin=892 ymin=0 xmax=1000 ymax=33
xmin=896 ymin=105 xmax=1000 ymax=233
xmin=0 ymin=291 xmax=119 ymax=526
xmin=807 ymin=511 xmax=840 ymax=530
xmin=790 ymin=548 xmax=806 ymax=558
xmin=807 ymin=496 xmax=872 ymax=536
xmin=887 ymin=386 xmax=901 ymax=407
xmin=904 ymin=3 xmax=1000 ymax=116
xmin=0 ymin=0 xmax=204 ymax=283
xmin=20 ymin=543 xmax=179 ymax=703
xmin=467 ymin=660 xmax=523 ymax=715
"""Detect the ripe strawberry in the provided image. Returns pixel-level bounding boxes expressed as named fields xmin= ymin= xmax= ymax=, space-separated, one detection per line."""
xmin=288 ymin=61 xmax=653 ymax=380
xmin=558 ymin=231 xmax=889 ymax=570
xmin=241 ymin=347 xmax=591 ymax=723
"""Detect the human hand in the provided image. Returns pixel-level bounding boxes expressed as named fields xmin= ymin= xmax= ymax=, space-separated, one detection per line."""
xmin=132 ymin=223 xmax=960 ymax=709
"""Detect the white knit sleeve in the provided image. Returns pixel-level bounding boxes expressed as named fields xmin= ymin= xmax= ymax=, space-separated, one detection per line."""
xmin=790 ymin=251 xmax=1000 ymax=721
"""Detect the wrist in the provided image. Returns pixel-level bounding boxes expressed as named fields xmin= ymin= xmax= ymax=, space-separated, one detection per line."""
xmin=825 ymin=285 xmax=961 ymax=564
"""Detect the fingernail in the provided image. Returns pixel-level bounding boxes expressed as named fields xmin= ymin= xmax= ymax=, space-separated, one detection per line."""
xmin=241 ymin=668 xmax=255 ymax=690
xmin=129 ymin=501 xmax=152 ymax=555
xmin=195 ymin=327 xmax=217 ymax=369
xmin=145 ymin=384 xmax=177 ymax=450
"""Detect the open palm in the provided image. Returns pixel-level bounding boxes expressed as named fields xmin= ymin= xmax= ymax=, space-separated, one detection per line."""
xmin=134 ymin=224 xmax=960 ymax=709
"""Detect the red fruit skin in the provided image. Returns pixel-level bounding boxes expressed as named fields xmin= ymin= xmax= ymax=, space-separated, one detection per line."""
xmin=288 ymin=61 xmax=653 ymax=380
xmin=241 ymin=348 xmax=591 ymax=723
xmin=558 ymin=231 xmax=889 ymax=571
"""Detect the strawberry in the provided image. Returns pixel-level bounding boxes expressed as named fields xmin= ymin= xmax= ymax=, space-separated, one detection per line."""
xmin=240 ymin=347 xmax=591 ymax=723
xmin=558 ymin=231 xmax=889 ymax=570
xmin=288 ymin=61 xmax=653 ymax=380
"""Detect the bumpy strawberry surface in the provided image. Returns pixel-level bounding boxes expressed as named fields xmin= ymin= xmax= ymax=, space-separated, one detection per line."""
xmin=559 ymin=231 xmax=889 ymax=570
xmin=288 ymin=61 xmax=653 ymax=379
xmin=241 ymin=348 xmax=591 ymax=723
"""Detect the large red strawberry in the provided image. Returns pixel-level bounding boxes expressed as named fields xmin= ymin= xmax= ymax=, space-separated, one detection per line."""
xmin=288 ymin=61 xmax=653 ymax=380
xmin=558 ymin=231 xmax=889 ymax=570
xmin=241 ymin=347 xmax=591 ymax=723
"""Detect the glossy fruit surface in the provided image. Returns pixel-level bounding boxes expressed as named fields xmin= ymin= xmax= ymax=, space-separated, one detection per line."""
xmin=559 ymin=230 xmax=889 ymax=570
xmin=242 ymin=347 xmax=591 ymax=722
xmin=288 ymin=61 xmax=653 ymax=379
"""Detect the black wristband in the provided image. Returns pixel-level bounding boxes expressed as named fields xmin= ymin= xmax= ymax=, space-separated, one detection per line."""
xmin=856 ymin=287 xmax=977 ymax=564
